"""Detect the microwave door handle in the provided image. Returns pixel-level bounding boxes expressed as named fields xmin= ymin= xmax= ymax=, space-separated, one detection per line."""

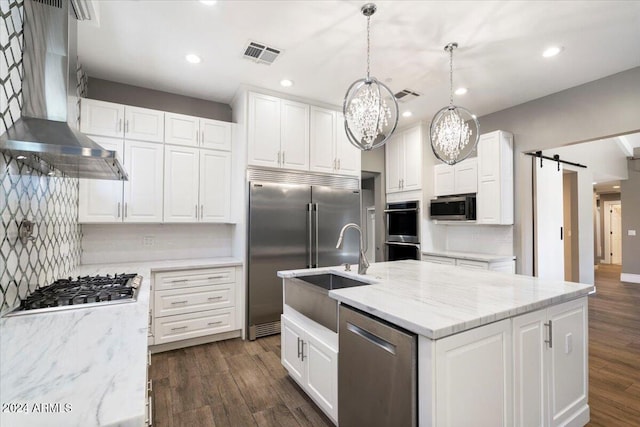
xmin=384 ymin=208 xmax=419 ymax=213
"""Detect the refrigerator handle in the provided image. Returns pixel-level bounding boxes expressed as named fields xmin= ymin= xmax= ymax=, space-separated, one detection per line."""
xmin=307 ymin=203 xmax=313 ymax=268
xmin=314 ymin=203 xmax=319 ymax=268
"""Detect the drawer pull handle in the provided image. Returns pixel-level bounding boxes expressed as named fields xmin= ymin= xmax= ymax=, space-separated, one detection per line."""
xmin=171 ymin=279 xmax=188 ymax=283
xmin=170 ymin=300 xmax=188 ymax=305
xmin=208 ymin=321 xmax=223 ymax=326
xmin=207 ymin=296 xmax=223 ymax=301
xmin=208 ymin=275 xmax=225 ymax=279
xmin=171 ymin=326 xmax=188 ymax=331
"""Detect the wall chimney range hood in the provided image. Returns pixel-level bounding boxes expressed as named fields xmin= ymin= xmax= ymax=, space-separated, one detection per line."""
xmin=0 ymin=0 xmax=127 ymax=180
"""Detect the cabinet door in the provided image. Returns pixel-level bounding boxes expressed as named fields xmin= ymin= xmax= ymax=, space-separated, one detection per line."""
xmin=309 ymin=106 xmax=336 ymax=174
xmin=163 ymin=145 xmax=199 ymax=222
xmin=478 ymin=132 xmax=500 ymax=181
xmin=80 ymin=99 xmax=124 ymax=138
xmin=281 ymin=99 xmax=309 ymax=171
xmin=385 ymin=135 xmax=401 ymax=193
xmin=281 ymin=315 xmax=305 ymax=384
xmin=513 ymin=309 xmax=547 ymax=427
xmin=455 ymin=158 xmax=478 ymax=194
xmin=78 ymin=136 xmax=124 ymax=223
xmin=165 ymin=112 xmax=199 ymax=147
xmin=124 ymin=106 xmax=164 ymax=142
xmin=201 ymin=118 xmax=232 ymax=151
xmin=477 ymin=179 xmax=501 ymax=224
xmin=546 ymin=298 xmax=588 ymax=427
xmin=435 ymin=319 xmax=512 ymax=427
xmin=248 ymin=92 xmax=281 ymax=168
xmin=124 ymin=140 xmax=164 ymax=222
xmin=304 ymin=332 xmax=338 ymax=422
xmin=433 ymin=164 xmax=455 ymax=196
xmin=402 ymin=125 xmax=422 ymax=191
xmin=200 ymin=150 xmax=231 ymax=223
xmin=335 ymin=111 xmax=361 ymax=177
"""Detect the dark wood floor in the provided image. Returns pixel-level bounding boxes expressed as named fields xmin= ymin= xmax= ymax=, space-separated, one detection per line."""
xmin=151 ymin=264 xmax=640 ymax=426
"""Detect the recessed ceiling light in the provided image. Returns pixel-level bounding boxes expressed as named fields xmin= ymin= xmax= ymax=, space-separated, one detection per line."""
xmin=200 ymin=0 xmax=217 ymax=5
xmin=471 ymin=114 xmax=477 ymax=119
xmin=185 ymin=54 xmax=201 ymax=64
xmin=613 ymin=185 xmax=620 ymax=189
xmin=542 ymin=46 xmax=563 ymax=58
xmin=454 ymin=87 xmax=468 ymax=95
xmin=402 ymin=111 xmax=412 ymax=118
xmin=280 ymin=79 xmax=293 ymax=88
xmin=592 ymin=182 xmax=597 ymax=185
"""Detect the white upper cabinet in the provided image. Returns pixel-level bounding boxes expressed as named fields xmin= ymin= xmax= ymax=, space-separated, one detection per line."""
xmin=477 ymin=130 xmax=513 ymax=224
xmin=165 ymin=113 xmax=232 ymax=151
xmin=81 ymin=99 xmax=124 ymax=138
xmin=163 ymin=145 xmax=200 ymax=222
xmin=124 ymin=140 xmax=164 ymax=222
xmin=200 ymin=150 xmax=231 ymax=223
xmin=81 ymin=99 xmax=164 ymax=142
xmin=386 ymin=124 xmax=423 ymax=193
xmin=433 ymin=157 xmax=478 ymax=196
xmin=309 ymin=107 xmax=360 ymax=177
xmin=248 ymin=92 xmax=282 ymax=168
xmin=280 ymin=99 xmax=310 ymax=171
xmin=78 ymin=136 xmax=125 ymax=223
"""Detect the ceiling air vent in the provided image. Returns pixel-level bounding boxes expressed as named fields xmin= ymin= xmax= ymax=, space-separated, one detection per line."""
xmin=243 ymin=41 xmax=282 ymax=65
xmin=394 ymin=89 xmax=421 ymax=103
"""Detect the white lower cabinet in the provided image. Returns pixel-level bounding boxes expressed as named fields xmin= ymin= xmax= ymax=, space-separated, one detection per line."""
xmin=281 ymin=314 xmax=338 ymax=423
xmin=435 ymin=319 xmax=513 ymax=426
xmin=422 ymin=254 xmax=516 ymax=273
xmin=150 ymin=266 xmax=241 ymax=348
xmin=513 ymin=297 xmax=589 ymax=427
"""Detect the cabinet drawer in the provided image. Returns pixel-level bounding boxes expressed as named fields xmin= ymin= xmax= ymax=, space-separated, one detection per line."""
xmin=422 ymin=255 xmax=456 ymax=265
xmin=155 ymin=284 xmax=234 ymax=317
xmin=155 ymin=267 xmax=235 ymax=290
xmin=154 ymin=308 xmax=235 ymax=344
xmin=455 ymin=259 xmax=489 ymax=270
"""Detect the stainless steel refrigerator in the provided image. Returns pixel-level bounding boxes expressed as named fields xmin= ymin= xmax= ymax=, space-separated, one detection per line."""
xmin=248 ymin=180 xmax=360 ymax=340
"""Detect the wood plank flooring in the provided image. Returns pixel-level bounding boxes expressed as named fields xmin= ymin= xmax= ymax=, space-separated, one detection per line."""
xmin=151 ymin=264 xmax=640 ymax=426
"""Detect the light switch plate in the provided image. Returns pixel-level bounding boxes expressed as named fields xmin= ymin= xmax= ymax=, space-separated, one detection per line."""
xmin=629 ymin=230 xmax=637 ymax=236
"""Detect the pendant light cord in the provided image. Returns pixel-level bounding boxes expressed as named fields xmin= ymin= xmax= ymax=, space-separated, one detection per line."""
xmin=449 ymin=46 xmax=454 ymax=106
xmin=366 ymin=15 xmax=371 ymax=81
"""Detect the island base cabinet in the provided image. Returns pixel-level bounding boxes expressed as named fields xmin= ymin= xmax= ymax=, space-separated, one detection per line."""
xmin=433 ymin=319 xmax=513 ymax=427
xmin=514 ymin=297 xmax=589 ymax=427
xmin=281 ymin=314 xmax=338 ymax=424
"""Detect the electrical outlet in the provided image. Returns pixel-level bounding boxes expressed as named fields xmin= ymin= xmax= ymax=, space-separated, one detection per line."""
xmin=629 ymin=230 xmax=637 ymax=236
xmin=143 ymin=236 xmax=155 ymax=247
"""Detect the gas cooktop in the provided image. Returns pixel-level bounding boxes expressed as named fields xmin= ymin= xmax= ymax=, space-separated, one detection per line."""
xmin=4 ymin=273 xmax=142 ymax=316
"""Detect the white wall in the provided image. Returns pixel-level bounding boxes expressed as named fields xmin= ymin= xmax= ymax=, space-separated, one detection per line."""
xmin=81 ymin=224 xmax=234 ymax=264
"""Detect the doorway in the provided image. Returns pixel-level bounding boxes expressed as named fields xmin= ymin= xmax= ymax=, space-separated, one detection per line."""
xmin=603 ymin=201 xmax=622 ymax=265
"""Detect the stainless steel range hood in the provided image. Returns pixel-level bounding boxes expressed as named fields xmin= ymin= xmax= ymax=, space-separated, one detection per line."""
xmin=0 ymin=0 xmax=127 ymax=180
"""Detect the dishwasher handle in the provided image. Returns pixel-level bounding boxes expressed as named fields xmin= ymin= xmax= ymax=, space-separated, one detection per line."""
xmin=346 ymin=322 xmax=396 ymax=355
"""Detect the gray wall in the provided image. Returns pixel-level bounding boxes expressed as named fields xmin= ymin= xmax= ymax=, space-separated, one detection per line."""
xmin=622 ymin=159 xmax=640 ymax=275
xmin=87 ymin=77 xmax=232 ymax=122
xmin=478 ymin=67 xmax=640 ymax=279
xmin=361 ymin=149 xmax=386 ymax=262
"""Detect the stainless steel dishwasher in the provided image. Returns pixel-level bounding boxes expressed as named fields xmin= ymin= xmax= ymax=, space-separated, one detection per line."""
xmin=338 ymin=304 xmax=417 ymax=427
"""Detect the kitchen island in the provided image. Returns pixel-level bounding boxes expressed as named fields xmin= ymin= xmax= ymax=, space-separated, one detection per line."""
xmin=278 ymin=260 xmax=594 ymax=427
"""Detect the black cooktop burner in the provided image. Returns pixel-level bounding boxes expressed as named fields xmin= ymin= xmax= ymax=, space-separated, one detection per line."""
xmin=17 ymin=273 xmax=140 ymax=311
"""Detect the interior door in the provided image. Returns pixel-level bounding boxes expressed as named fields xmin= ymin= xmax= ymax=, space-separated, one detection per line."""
xmin=534 ymin=157 xmax=565 ymax=280
xmin=248 ymin=182 xmax=310 ymax=333
xmin=312 ymin=186 xmax=360 ymax=268
xmin=609 ymin=202 xmax=622 ymax=264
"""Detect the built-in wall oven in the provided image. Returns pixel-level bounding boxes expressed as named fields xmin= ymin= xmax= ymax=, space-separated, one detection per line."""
xmin=385 ymin=201 xmax=421 ymax=261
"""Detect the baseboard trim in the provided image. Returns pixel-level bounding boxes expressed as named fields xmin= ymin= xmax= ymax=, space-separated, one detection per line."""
xmin=561 ymin=404 xmax=590 ymax=427
xmin=621 ymin=273 xmax=640 ymax=284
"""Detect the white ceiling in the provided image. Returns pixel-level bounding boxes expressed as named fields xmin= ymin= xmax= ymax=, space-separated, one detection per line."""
xmin=78 ymin=1 xmax=640 ymax=124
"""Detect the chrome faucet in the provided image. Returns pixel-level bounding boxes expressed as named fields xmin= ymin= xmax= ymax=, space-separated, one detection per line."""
xmin=336 ymin=223 xmax=370 ymax=275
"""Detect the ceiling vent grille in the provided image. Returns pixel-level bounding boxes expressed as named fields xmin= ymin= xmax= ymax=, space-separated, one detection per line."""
xmin=394 ymin=89 xmax=421 ymax=102
xmin=243 ymin=41 xmax=281 ymax=65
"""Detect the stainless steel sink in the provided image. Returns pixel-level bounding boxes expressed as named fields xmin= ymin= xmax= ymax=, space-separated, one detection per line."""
xmin=284 ymin=274 xmax=371 ymax=332
xmin=298 ymin=273 xmax=369 ymax=290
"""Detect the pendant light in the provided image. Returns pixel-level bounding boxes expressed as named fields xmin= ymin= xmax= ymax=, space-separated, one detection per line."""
xmin=343 ymin=3 xmax=399 ymax=151
xmin=429 ymin=42 xmax=479 ymax=165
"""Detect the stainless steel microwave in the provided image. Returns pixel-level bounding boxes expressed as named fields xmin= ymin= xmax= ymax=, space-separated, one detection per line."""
xmin=429 ymin=195 xmax=476 ymax=221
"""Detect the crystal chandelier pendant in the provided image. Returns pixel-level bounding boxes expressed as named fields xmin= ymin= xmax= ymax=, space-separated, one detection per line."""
xmin=343 ymin=3 xmax=399 ymax=151
xmin=429 ymin=43 xmax=479 ymax=165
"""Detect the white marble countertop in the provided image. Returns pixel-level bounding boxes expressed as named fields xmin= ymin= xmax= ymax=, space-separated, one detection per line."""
xmin=0 ymin=257 xmax=242 ymax=427
xmin=422 ymin=250 xmax=516 ymax=262
xmin=278 ymin=260 xmax=593 ymax=339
